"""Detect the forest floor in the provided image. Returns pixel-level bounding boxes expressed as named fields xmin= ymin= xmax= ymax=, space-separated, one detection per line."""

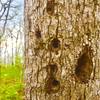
xmin=0 ymin=64 xmax=24 ymax=100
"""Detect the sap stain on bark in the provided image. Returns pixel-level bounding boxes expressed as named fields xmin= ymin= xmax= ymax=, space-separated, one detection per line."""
xmin=46 ymin=0 xmax=55 ymax=15
xmin=50 ymin=37 xmax=61 ymax=54
xmin=45 ymin=63 xmax=60 ymax=94
xmin=45 ymin=76 xmax=60 ymax=94
xmin=35 ymin=28 xmax=41 ymax=39
xmin=46 ymin=63 xmax=58 ymax=76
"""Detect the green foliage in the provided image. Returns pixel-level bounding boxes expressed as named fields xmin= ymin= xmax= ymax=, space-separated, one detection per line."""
xmin=0 ymin=57 xmax=24 ymax=100
xmin=14 ymin=55 xmax=23 ymax=68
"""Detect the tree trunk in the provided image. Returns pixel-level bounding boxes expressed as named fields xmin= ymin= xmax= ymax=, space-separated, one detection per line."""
xmin=24 ymin=0 xmax=100 ymax=100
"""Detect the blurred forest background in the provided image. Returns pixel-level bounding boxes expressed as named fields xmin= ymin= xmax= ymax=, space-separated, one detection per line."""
xmin=0 ymin=0 xmax=24 ymax=99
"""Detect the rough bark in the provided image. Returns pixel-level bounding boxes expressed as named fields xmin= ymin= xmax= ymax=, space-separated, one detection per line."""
xmin=24 ymin=0 xmax=100 ymax=100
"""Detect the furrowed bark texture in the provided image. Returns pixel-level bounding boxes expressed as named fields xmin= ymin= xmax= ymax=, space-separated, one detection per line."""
xmin=25 ymin=0 xmax=100 ymax=100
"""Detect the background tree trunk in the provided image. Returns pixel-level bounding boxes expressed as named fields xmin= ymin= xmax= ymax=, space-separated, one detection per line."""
xmin=25 ymin=0 xmax=100 ymax=100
